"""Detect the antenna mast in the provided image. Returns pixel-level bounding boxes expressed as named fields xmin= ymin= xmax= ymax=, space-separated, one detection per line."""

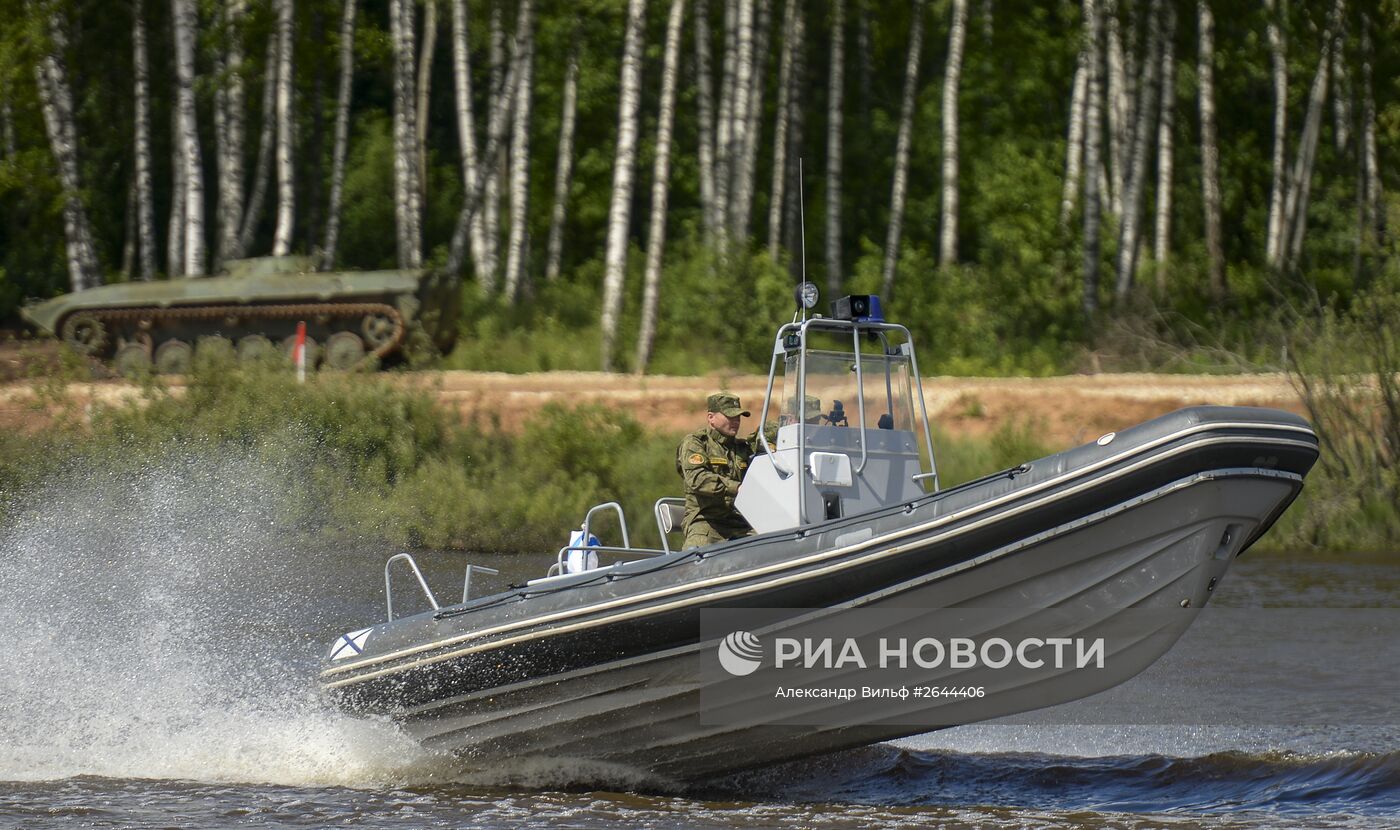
xmin=799 ymin=159 xmax=808 ymax=320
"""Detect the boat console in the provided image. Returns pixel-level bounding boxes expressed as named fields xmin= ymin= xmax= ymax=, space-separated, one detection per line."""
xmin=737 ymin=289 xmax=939 ymax=532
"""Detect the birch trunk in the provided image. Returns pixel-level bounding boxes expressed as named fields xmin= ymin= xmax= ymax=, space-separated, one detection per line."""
xmin=133 ymin=0 xmax=157 ymax=280
xmin=215 ymin=0 xmax=247 ymax=268
xmin=173 ymin=0 xmax=206 ymax=275
xmin=1197 ymin=0 xmax=1224 ymax=299
xmin=1283 ymin=39 xmax=1331 ymax=268
xmin=449 ymin=0 xmax=486 ymax=279
xmin=824 ymin=0 xmax=845 ymax=295
xmin=694 ymin=0 xmax=718 ymax=242
xmin=1152 ymin=0 xmax=1175 ymax=286
xmin=1060 ymin=52 xmax=1088 ymax=228
xmin=225 ymin=0 xmax=247 ymax=244
xmin=1113 ymin=0 xmax=1160 ymax=300
xmin=271 ymin=0 xmax=296 ymax=256
xmin=482 ymin=1 xmax=504 ymax=284
xmin=445 ymin=22 xmax=523 ymax=277
xmin=502 ymin=0 xmax=534 ymax=303
xmin=1330 ymin=10 xmax=1349 ymax=153
xmin=731 ymin=0 xmax=769 ymax=239
xmin=714 ymin=0 xmax=737 ymax=233
xmin=1263 ymin=0 xmax=1288 ymax=268
xmin=391 ymin=0 xmax=423 ymax=268
xmin=880 ymin=0 xmax=925 ymax=297
xmin=1081 ymin=0 xmax=1104 ymax=317
xmin=635 ymin=0 xmax=687 ymax=372
xmin=599 ymin=0 xmax=647 ymax=372
xmin=1359 ymin=16 xmax=1384 ymax=245
xmin=766 ymin=0 xmax=801 ymax=258
xmin=416 ymin=0 xmax=437 ymax=194
xmin=321 ymin=0 xmax=357 ymax=269
xmin=544 ymin=34 xmax=579 ymax=281
xmin=939 ymin=0 xmax=967 ymax=266
xmin=168 ymin=111 xmax=186 ymax=275
xmin=237 ymin=35 xmax=278 ymax=257
xmin=1104 ymin=0 xmax=1127 ymax=216
xmin=214 ymin=57 xmax=231 ymax=266
xmin=725 ymin=0 xmax=754 ymax=234
xmin=34 ymin=17 xmax=100 ymax=291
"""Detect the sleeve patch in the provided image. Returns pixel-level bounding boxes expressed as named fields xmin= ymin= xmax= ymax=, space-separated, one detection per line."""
xmin=688 ymin=452 xmax=706 ymax=465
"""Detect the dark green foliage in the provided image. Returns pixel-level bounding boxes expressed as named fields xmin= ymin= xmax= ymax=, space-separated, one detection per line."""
xmin=0 ymin=0 xmax=1397 ymax=371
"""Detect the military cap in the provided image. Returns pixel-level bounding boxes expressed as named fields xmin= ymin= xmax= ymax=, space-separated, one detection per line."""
xmin=707 ymin=392 xmax=750 ymax=418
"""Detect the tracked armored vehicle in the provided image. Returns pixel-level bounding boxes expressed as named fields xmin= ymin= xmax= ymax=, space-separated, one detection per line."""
xmin=19 ymin=257 xmax=460 ymax=374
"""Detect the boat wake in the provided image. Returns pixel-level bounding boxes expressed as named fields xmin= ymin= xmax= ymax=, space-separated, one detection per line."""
xmin=0 ymin=450 xmax=448 ymax=788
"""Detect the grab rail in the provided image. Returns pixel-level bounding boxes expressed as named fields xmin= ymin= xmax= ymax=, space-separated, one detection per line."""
xmin=462 ymin=564 xmax=499 ymax=603
xmin=384 ymin=553 xmax=439 ymax=621
xmin=581 ymin=501 xmax=631 ymax=550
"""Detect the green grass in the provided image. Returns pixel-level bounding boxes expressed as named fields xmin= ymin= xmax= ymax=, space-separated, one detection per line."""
xmin=2 ymin=347 xmax=1391 ymax=555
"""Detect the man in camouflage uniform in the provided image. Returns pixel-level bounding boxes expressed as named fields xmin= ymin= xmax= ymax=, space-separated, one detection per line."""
xmin=677 ymin=393 xmax=756 ymax=549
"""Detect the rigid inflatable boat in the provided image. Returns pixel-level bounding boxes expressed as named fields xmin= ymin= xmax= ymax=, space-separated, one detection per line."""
xmin=319 ymin=291 xmax=1317 ymax=781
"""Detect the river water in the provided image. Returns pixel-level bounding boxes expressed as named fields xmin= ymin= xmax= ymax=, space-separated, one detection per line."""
xmin=1 ymin=453 xmax=1396 ymax=829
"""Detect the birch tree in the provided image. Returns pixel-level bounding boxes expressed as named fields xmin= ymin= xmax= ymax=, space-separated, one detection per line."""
xmin=544 ymin=34 xmax=579 ymax=281
xmin=1113 ymin=0 xmax=1161 ymax=300
xmin=1263 ymin=0 xmax=1288 ymax=268
xmin=881 ymin=0 xmax=925 ymax=297
xmin=214 ymin=0 xmax=247 ymax=269
xmin=133 ymin=0 xmax=156 ymax=280
xmin=726 ymin=0 xmax=754 ymax=236
xmin=482 ymin=2 xmax=504 ymax=283
xmin=416 ymin=0 xmax=437 ymax=194
xmin=1282 ymin=30 xmax=1331 ymax=268
xmin=939 ymin=0 xmax=967 ymax=266
xmin=503 ymin=0 xmax=535 ymax=302
xmin=714 ymin=0 xmax=736 ymax=234
xmin=449 ymin=0 xmax=486 ymax=279
xmin=237 ymin=35 xmax=279 ymax=257
xmin=766 ymin=0 xmax=802 ymax=258
xmin=390 ymin=0 xmax=422 ymax=268
xmin=173 ymin=0 xmax=206 ymax=275
xmin=168 ymin=114 xmax=186 ymax=275
xmin=1059 ymin=49 xmax=1088 ymax=228
xmin=694 ymin=0 xmax=718 ymax=243
xmin=1197 ymin=0 xmax=1225 ymax=299
xmin=599 ymin=0 xmax=647 ymax=372
xmin=1104 ymin=0 xmax=1127 ymax=216
xmin=731 ymin=0 xmax=769 ymax=240
xmin=445 ymin=22 xmax=524 ymax=279
xmin=271 ymin=0 xmax=296 ymax=257
xmin=1081 ymin=0 xmax=1104 ymax=317
xmin=34 ymin=9 xmax=100 ymax=291
xmin=824 ymin=0 xmax=845 ymax=295
xmin=321 ymin=0 xmax=357 ymax=269
xmin=1359 ymin=15 xmax=1384 ymax=247
xmin=636 ymin=0 xmax=687 ymax=372
xmin=1152 ymin=0 xmax=1175 ymax=288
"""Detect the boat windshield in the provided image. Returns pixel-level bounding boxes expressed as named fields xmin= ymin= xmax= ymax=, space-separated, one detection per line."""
xmin=779 ymin=347 xmax=919 ymax=435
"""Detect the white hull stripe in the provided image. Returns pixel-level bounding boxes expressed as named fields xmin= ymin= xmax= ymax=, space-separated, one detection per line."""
xmin=322 ymin=422 xmax=1313 ymax=685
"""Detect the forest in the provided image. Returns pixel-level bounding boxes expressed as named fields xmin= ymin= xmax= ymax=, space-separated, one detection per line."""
xmin=0 ymin=0 xmax=1395 ymax=375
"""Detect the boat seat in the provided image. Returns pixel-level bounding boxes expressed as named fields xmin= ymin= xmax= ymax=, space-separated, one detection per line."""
xmin=655 ymin=497 xmax=686 ymax=553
